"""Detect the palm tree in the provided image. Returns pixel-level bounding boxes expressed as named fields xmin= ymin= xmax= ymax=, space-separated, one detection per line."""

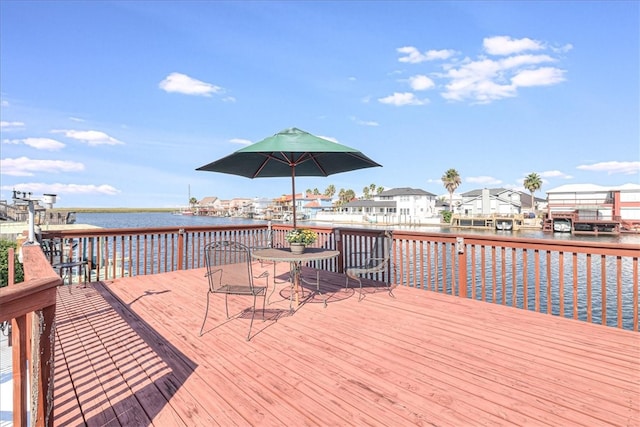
xmin=523 ymin=173 xmax=542 ymax=213
xmin=362 ymin=186 xmax=370 ymax=199
xmin=441 ymin=169 xmax=462 ymax=212
xmin=324 ymin=184 xmax=336 ymax=198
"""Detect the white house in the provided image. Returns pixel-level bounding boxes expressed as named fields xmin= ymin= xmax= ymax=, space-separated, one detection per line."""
xmin=377 ymin=187 xmax=438 ymax=218
xmin=459 ymin=188 xmax=522 ymax=215
xmin=322 ymin=187 xmax=438 ymax=224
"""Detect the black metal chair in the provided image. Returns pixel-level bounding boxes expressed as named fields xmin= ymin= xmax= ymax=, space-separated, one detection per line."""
xmin=345 ymin=230 xmax=395 ymax=301
xmin=199 ymin=241 xmax=269 ymax=341
xmin=40 ymin=238 xmax=88 ymax=288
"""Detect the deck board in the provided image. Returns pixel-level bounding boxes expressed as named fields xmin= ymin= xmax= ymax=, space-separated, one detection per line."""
xmin=52 ymin=262 xmax=640 ymax=426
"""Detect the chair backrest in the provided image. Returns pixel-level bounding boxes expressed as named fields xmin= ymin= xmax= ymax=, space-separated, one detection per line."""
xmin=204 ymin=241 xmax=256 ymax=292
xmin=41 ymin=238 xmax=62 ymax=263
xmin=367 ymin=230 xmax=393 ymax=270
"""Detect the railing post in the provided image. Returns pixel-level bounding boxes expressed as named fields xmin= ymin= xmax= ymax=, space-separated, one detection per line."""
xmin=456 ymin=237 xmax=467 ymax=298
xmin=38 ymin=304 xmax=55 ymax=426
xmin=12 ymin=314 xmax=27 ymax=427
xmin=177 ymin=228 xmax=185 ymax=270
xmin=334 ymin=229 xmax=344 ymax=273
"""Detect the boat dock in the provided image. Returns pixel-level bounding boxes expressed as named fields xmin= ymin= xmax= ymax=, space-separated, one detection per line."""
xmin=450 ymin=213 xmax=536 ymax=231
xmin=542 ymin=212 xmax=622 ymax=235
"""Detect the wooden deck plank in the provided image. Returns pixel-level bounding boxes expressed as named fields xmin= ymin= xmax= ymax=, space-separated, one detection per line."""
xmin=53 ymin=264 xmax=640 ymax=426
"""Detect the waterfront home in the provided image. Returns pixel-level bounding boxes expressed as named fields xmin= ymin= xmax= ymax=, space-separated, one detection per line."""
xmin=458 ymin=188 xmax=523 ymax=215
xmin=195 ymin=196 xmax=221 ymax=215
xmin=546 ymin=183 xmax=640 ymax=230
xmin=326 ymin=187 xmax=439 ymax=224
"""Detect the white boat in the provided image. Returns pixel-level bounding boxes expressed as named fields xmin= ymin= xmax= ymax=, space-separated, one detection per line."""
xmin=553 ymin=219 xmax=572 ymax=233
xmin=496 ymin=221 xmax=513 ymax=231
xmin=173 ymin=208 xmax=194 ymax=216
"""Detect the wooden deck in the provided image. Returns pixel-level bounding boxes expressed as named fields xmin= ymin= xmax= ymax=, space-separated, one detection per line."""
xmin=53 ymin=261 xmax=640 ymax=426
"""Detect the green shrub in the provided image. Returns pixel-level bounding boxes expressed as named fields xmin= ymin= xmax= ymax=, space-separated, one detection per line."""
xmin=0 ymin=239 xmax=24 ymax=287
xmin=441 ymin=210 xmax=453 ymax=224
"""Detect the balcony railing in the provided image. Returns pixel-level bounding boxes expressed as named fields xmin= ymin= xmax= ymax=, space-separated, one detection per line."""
xmin=0 ymin=245 xmax=60 ymax=426
xmin=38 ymin=224 xmax=638 ymax=331
xmin=4 ymin=223 xmax=638 ymax=424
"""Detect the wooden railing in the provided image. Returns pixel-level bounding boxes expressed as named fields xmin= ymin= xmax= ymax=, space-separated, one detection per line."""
xmin=0 ymin=245 xmax=61 ymax=427
xmin=389 ymin=230 xmax=639 ymax=331
xmin=40 ymin=224 xmax=639 ymax=331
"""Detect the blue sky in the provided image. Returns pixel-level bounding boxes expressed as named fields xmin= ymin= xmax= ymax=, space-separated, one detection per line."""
xmin=1 ymin=1 xmax=638 ymax=208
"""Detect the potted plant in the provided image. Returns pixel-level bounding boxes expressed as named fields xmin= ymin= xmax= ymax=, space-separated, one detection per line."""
xmin=285 ymin=229 xmax=318 ymax=254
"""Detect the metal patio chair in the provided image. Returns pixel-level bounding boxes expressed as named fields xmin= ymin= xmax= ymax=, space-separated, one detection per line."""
xmin=345 ymin=230 xmax=395 ymax=301
xmin=40 ymin=238 xmax=88 ymax=288
xmin=199 ymin=241 xmax=269 ymax=341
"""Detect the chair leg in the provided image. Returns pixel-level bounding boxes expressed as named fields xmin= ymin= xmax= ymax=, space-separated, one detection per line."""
xmin=357 ymin=278 xmax=364 ymax=302
xmin=247 ymin=295 xmax=258 ymax=341
xmin=224 ymin=294 xmax=230 ymax=318
xmin=199 ymin=292 xmax=211 ymax=336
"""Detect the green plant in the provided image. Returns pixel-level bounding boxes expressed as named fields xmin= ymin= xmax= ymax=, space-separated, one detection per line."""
xmin=285 ymin=229 xmax=318 ymax=245
xmin=441 ymin=210 xmax=453 ymax=224
xmin=0 ymin=239 xmax=24 ymax=288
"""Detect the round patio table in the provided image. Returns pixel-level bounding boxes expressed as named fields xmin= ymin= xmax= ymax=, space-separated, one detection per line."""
xmin=251 ymin=247 xmax=340 ymax=309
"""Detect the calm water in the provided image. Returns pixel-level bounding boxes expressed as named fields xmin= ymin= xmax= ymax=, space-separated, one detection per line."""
xmin=75 ymin=212 xmax=640 ymax=245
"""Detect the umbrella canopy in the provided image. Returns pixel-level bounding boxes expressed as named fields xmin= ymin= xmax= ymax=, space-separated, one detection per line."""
xmin=196 ymin=127 xmax=382 ymax=228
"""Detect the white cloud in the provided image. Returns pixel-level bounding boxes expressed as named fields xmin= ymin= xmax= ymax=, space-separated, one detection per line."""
xmin=350 ymin=116 xmax=379 ymax=126
xmin=540 ymin=170 xmax=573 ymax=179
xmin=4 ymin=137 xmax=66 ymax=151
xmin=551 ymin=43 xmax=574 ymax=54
xmin=0 ymin=157 xmax=85 ymax=176
xmin=483 ymin=36 xmax=544 ymax=56
xmin=499 ymin=54 xmax=556 ymax=69
xmin=54 ymin=129 xmax=124 ymax=146
xmin=408 ymin=75 xmax=435 ymax=91
xmin=392 ymin=35 xmax=568 ymax=104
xmin=467 ymin=176 xmax=503 ymax=185
xmin=56 ymin=183 xmax=120 ymax=195
xmin=577 ymin=161 xmax=640 ymax=175
xmin=5 ymin=182 xmax=120 ymax=196
xmin=159 ymin=72 xmax=223 ymax=97
xmin=511 ymin=67 xmax=566 ymax=87
xmin=230 ymin=138 xmax=252 ymax=145
xmin=0 ymin=120 xmax=25 ymax=129
xmin=397 ymin=46 xmax=456 ymax=63
xmin=378 ymin=92 xmax=427 ymax=106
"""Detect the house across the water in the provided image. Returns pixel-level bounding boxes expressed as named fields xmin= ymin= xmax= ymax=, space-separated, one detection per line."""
xmin=543 ymin=183 xmax=640 ymax=234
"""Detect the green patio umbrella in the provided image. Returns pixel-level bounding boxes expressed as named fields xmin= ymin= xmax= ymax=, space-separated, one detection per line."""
xmin=196 ymin=127 xmax=382 ymax=228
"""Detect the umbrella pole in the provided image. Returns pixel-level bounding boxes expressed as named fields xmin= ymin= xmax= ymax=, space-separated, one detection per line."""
xmin=291 ymin=167 xmax=296 ymax=229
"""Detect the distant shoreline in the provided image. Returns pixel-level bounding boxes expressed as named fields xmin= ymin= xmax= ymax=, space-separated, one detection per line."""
xmin=54 ymin=207 xmax=175 ymax=213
